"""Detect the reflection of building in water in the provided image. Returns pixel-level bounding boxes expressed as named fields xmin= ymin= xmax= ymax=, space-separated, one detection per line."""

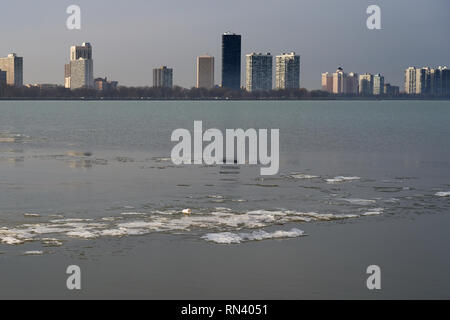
xmin=67 ymin=158 xmax=108 ymax=169
xmin=0 ymin=156 xmax=25 ymax=167
xmin=68 ymin=159 xmax=93 ymax=169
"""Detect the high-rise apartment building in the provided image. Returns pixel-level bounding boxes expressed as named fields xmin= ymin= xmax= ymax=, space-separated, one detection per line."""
xmin=430 ymin=67 xmax=443 ymax=96
xmin=359 ymin=73 xmax=374 ymax=95
xmin=430 ymin=66 xmax=449 ymax=96
xmin=196 ymin=55 xmax=214 ymax=89
xmin=245 ymin=53 xmax=273 ymax=92
xmin=346 ymin=72 xmax=359 ymax=94
xmin=332 ymin=67 xmax=346 ymax=94
xmin=404 ymin=66 xmax=448 ymax=95
xmin=441 ymin=67 xmax=450 ymax=96
xmin=68 ymin=43 xmax=94 ymax=90
xmin=416 ymin=67 xmax=431 ymax=94
xmin=70 ymin=60 xmax=94 ymax=90
xmin=321 ymin=72 xmax=333 ymax=93
xmin=405 ymin=67 xmax=417 ymax=94
xmin=0 ymin=53 xmax=23 ymax=87
xmin=70 ymin=44 xmax=93 ymax=60
xmin=221 ymin=32 xmax=241 ymax=90
xmin=275 ymin=52 xmax=300 ymax=89
xmin=0 ymin=70 xmax=6 ymax=94
xmin=373 ymin=74 xmax=385 ymax=95
xmin=64 ymin=64 xmax=71 ymax=89
xmin=327 ymin=68 xmax=367 ymax=95
xmin=153 ymin=66 xmax=173 ymax=88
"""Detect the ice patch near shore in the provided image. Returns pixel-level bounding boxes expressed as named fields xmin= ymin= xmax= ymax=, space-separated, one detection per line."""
xmin=202 ymin=228 xmax=305 ymax=244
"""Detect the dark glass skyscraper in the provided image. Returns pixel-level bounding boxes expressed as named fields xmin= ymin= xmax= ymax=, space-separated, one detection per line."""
xmin=221 ymin=32 xmax=241 ymax=90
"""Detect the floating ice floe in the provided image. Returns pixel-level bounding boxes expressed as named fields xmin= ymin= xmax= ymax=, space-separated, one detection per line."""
xmin=24 ymin=213 xmax=41 ymax=218
xmin=202 ymin=228 xmax=305 ymax=244
xmin=67 ymin=151 xmax=92 ymax=157
xmin=1 ymin=236 xmax=26 ymax=245
xmin=121 ymin=212 xmax=147 ymax=216
xmin=362 ymin=208 xmax=384 ymax=216
xmin=41 ymin=238 xmax=63 ymax=246
xmin=0 ymin=134 xmax=29 ymax=143
xmin=49 ymin=218 xmax=93 ymax=223
xmin=435 ymin=191 xmax=450 ymax=197
xmin=0 ymin=228 xmax=34 ymax=245
xmin=23 ymin=251 xmax=44 ymax=255
xmin=338 ymin=198 xmax=376 ymax=206
xmin=325 ymin=176 xmax=361 ymax=183
xmin=152 ymin=157 xmax=172 ymax=163
xmin=66 ymin=230 xmax=98 ymax=239
xmin=0 ymin=207 xmax=367 ymax=247
xmin=208 ymin=195 xmax=224 ymax=199
xmin=288 ymin=173 xmax=320 ymax=179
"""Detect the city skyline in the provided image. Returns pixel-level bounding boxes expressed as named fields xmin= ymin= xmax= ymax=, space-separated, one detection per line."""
xmin=0 ymin=42 xmax=448 ymax=96
xmin=1 ymin=0 xmax=449 ymax=90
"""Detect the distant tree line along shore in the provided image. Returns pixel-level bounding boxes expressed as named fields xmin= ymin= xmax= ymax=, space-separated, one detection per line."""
xmin=1 ymin=85 xmax=449 ymax=100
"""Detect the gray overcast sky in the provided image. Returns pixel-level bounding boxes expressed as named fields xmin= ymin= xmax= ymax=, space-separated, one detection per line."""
xmin=1 ymin=0 xmax=449 ymax=89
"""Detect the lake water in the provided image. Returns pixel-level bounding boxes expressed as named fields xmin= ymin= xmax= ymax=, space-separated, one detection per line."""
xmin=0 ymin=100 xmax=449 ymax=299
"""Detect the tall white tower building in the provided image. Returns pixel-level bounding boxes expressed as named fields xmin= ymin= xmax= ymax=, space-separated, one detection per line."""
xmin=196 ymin=56 xmax=215 ymax=89
xmin=359 ymin=73 xmax=374 ymax=95
xmin=321 ymin=72 xmax=333 ymax=93
xmin=373 ymin=74 xmax=385 ymax=95
xmin=275 ymin=52 xmax=300 ymax=89
xmin=405 ymin=67 xmax=417 ymax=94
xmin=332 ymin=67 xmax=346 ymax=94
xmin=69 ymin=42 xmax=94 ymax=90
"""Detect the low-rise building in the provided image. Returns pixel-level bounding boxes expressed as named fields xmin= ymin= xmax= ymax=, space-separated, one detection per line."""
xmin=95 ymin=77 xmax=118 ymax=91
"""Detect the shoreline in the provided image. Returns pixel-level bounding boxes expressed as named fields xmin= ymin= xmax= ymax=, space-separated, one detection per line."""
xmin=1 ymin=97 xmax=450 ymax=101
